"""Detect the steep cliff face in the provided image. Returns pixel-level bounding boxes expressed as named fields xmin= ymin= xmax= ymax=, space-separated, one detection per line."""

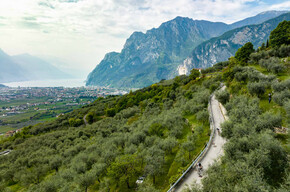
xmin=178 ymin=12 xmax=290 ymax=74
xmin=86 ymin=11 xmax=289 ymax=88
xmin=86 ymin=17 xmax=230 ymax=88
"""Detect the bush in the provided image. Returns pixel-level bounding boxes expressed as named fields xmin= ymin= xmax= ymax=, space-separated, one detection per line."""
xmin=273 ymin=90 xmax=290 ymax=106
xmin=250 ymin=50 xmax=269 ymax=63
xmin=215 ymin=89 xmax=230 ymax=105
xmin=235 ymin=42 xmax=255 ymax=64
xmin=277 ymin=44 xmax=290 ymax=57
xmin=196 ymin=109 xmax=209 ymax=123
xmin=272 ymin=79 xmax=290 ymax=93
xmin=247 ymin=82 xmax=266 ymax=97
xmin=259 ymin=57 xmax=285 ymax=74
xmin=284 ymin=99 xmax=290 ymax=126
xmin=106 ymin=108 xmax=116 ymax=117
xmin=234 ymin=71 xmax=248 ymax=82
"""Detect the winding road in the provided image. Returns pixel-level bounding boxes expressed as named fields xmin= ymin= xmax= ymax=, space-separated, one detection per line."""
xmin=174 ymin=89 xmax=228 ymax=191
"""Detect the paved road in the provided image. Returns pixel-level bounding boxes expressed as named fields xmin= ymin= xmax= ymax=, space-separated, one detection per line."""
xmin=174 ymin=91 xmax=227 ymax=191
xmin=83 ymin=114 xmax=88 ymax=125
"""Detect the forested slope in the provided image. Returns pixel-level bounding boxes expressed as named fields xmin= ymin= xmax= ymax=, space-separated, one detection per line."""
xmin=187 ymin=20 xmax=290 ymax=191
xmin=0 ymin=21 xmax=289 ymax=192
xmin=0 ymin=64 xmax=220 ymax=191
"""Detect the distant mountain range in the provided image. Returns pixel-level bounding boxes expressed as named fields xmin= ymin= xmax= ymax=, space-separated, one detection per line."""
xmin=86 ymin=10 xmax=289 ymax=88
xmin=0 ymin=50 xmax=73 ymax=83
xmin=0 ymin=83 xmax=7 ymax=88
xmin=179 ymin=12 xmax=290 ymax=73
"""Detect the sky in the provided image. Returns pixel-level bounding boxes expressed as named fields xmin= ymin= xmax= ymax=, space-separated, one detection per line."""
xmin=0 ymin=0 xmax=289 ymax=78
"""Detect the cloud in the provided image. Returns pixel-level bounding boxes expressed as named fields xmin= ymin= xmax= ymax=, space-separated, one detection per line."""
xmin=0 ymin=0 xmax=288 ymax=76
xmin=269 ymin=1 xmax=290 ymax=10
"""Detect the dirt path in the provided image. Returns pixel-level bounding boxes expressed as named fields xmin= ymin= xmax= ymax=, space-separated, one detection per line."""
xmin=174 ymin=90 xmax=227 ymax=191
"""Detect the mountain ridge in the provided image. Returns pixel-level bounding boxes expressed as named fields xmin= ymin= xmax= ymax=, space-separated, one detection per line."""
xmin=0 ymin=50 xmax=73 ymax=83
xmin=178 ymin=12 xmax=290 ymax=72
xmin=86 ymin=10 xmax=289 ymax=88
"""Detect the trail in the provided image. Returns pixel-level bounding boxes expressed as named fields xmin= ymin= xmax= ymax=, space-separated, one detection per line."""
xmin=83 ymin=114 xmax=88 ymax=125
xmin=174 ymin=88 xmax=227 ymax=191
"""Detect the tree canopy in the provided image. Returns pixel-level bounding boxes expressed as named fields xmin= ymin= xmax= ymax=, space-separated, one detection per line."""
xmin=270 ymin=20 xmax=290 ymax=47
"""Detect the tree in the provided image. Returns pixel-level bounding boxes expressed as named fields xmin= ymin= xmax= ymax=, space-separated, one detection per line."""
xmin=86 ymin=112 xmax=94 ymax=124
xmin=92 ymin=163 xmax=107 ymax=182
xmin=145 ymin=146 xmax=165 ymax=184
xmin=78 ymin=171 xmax=95 ymax=192
xmin=106 ymin=108 xmax=116 ymax=117
xmin=235 ymin=42 xmax=255 ymax=64
xmin=108 ymin=154 xmax=141 ymax=189
xmin=49 ymin=155 xmax=62 ymax=172
xmin=215 ymin=89 xmax=230 ymax=105
xmin=270 ymin=20 xmax=290 ymax=47
xmin=247 ymin=82 xmax=265 ymax=97
xmin=182 ymin=140 xmax=195 ymax=159
xmin=260 ymin=42 xmax=266 ymax=51
xmin=189 ymin=69 xmax=200 ymax=80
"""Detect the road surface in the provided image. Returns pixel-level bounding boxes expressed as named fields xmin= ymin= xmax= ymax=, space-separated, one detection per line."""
xmin=174 ymin=91 xmax=227 ymax=191
xmin=83 ymin=114 xmax=88 ymax=125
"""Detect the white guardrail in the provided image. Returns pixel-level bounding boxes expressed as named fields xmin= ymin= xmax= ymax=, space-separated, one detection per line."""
xmin=0 ymin=149 xmax=12 ymax=156
xmin=167 ymin=93 xmax=216 ymax=192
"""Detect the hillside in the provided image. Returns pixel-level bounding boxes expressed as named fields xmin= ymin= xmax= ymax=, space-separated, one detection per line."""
xmin=179 ymin=12 xmax=290 ymax=72
xmin=0 ymin=84 xmax=7 ymax=88
xmin=86 ymin=11 xmax=287 ymax=88
xmin=0 ymin=21 xmax=289 ymax=192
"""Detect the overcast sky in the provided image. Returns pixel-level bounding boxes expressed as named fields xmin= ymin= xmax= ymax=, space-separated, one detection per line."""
xmin=0 ymin=0 xmax=289 ymax=77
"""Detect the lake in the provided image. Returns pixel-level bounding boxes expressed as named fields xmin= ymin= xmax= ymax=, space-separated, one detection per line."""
xmin=2 ymin=79 xmax=86 ymax=88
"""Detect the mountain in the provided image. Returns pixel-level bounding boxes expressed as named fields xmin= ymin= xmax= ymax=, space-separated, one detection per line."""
xmin=86 ymin=17 xmax=230 ymax=88
xmin=0 ymin=49 xmax=28 ymax=83
xmin=12 ymin=54 xmax=73 ymax=80
xmin=229 ymin=10 xmax=289 ymax=29
xmin=0 ymin=84 xmax=7 ymax=88
xmin=178 ymin=12 xmax=290 ymax=72
xmin=86 ymin=10 xmax=288 ymax=88
xmin=0 ymin=50 xmax=73 ymax=83
xmin=39 ymin=55 xmax=87 ymax=78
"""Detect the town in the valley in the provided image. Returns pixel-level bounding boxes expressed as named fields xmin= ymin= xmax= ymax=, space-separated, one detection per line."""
xmin=0 ymin=86 xmax=128 ymax=136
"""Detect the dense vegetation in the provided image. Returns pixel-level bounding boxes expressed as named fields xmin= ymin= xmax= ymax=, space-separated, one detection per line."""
xmin=187 ymin=20 xmax=290 ymax=192
xmin=0 ymin=21 xmax=289 ymax=192
xmin=0 ymin=67 xmax=223 ymax=191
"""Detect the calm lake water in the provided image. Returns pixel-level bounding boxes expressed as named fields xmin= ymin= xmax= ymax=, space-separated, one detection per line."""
xmin=3 ymin=79 xmax=86 ymax=88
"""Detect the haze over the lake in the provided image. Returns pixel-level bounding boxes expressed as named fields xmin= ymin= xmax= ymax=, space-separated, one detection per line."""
xmin=0 ymin=0 xmax=289 ymax=77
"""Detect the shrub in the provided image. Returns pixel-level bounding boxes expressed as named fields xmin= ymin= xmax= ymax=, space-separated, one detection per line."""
xmin=106 ymin=108 xmax=116 ymax=117
xmin=277 ymin=44 xmax=290 ymax=57
xmin=235 ymin=42 xmax=255 ymax=64
xmin=247 ymin=82 xmax=266 ymax=97
xmin=234 ymin=71 xmax=248 ymax=82
xmin=250 ymin=50 xmax=269 ymax=63
xmin=216 ymin=89 xmax=230 ymax=105
xmin=273 ymin=90 xmax=290 ymax=106
xmin=196 ymin=109 xmax=209 ymax=123
xmin=284 ymin=99 xmax=290 ymax=126
xmin=273 ymin=79 xmax=290 ymax=93
xmin=259 ymin=57 xmax=285 ymax=74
